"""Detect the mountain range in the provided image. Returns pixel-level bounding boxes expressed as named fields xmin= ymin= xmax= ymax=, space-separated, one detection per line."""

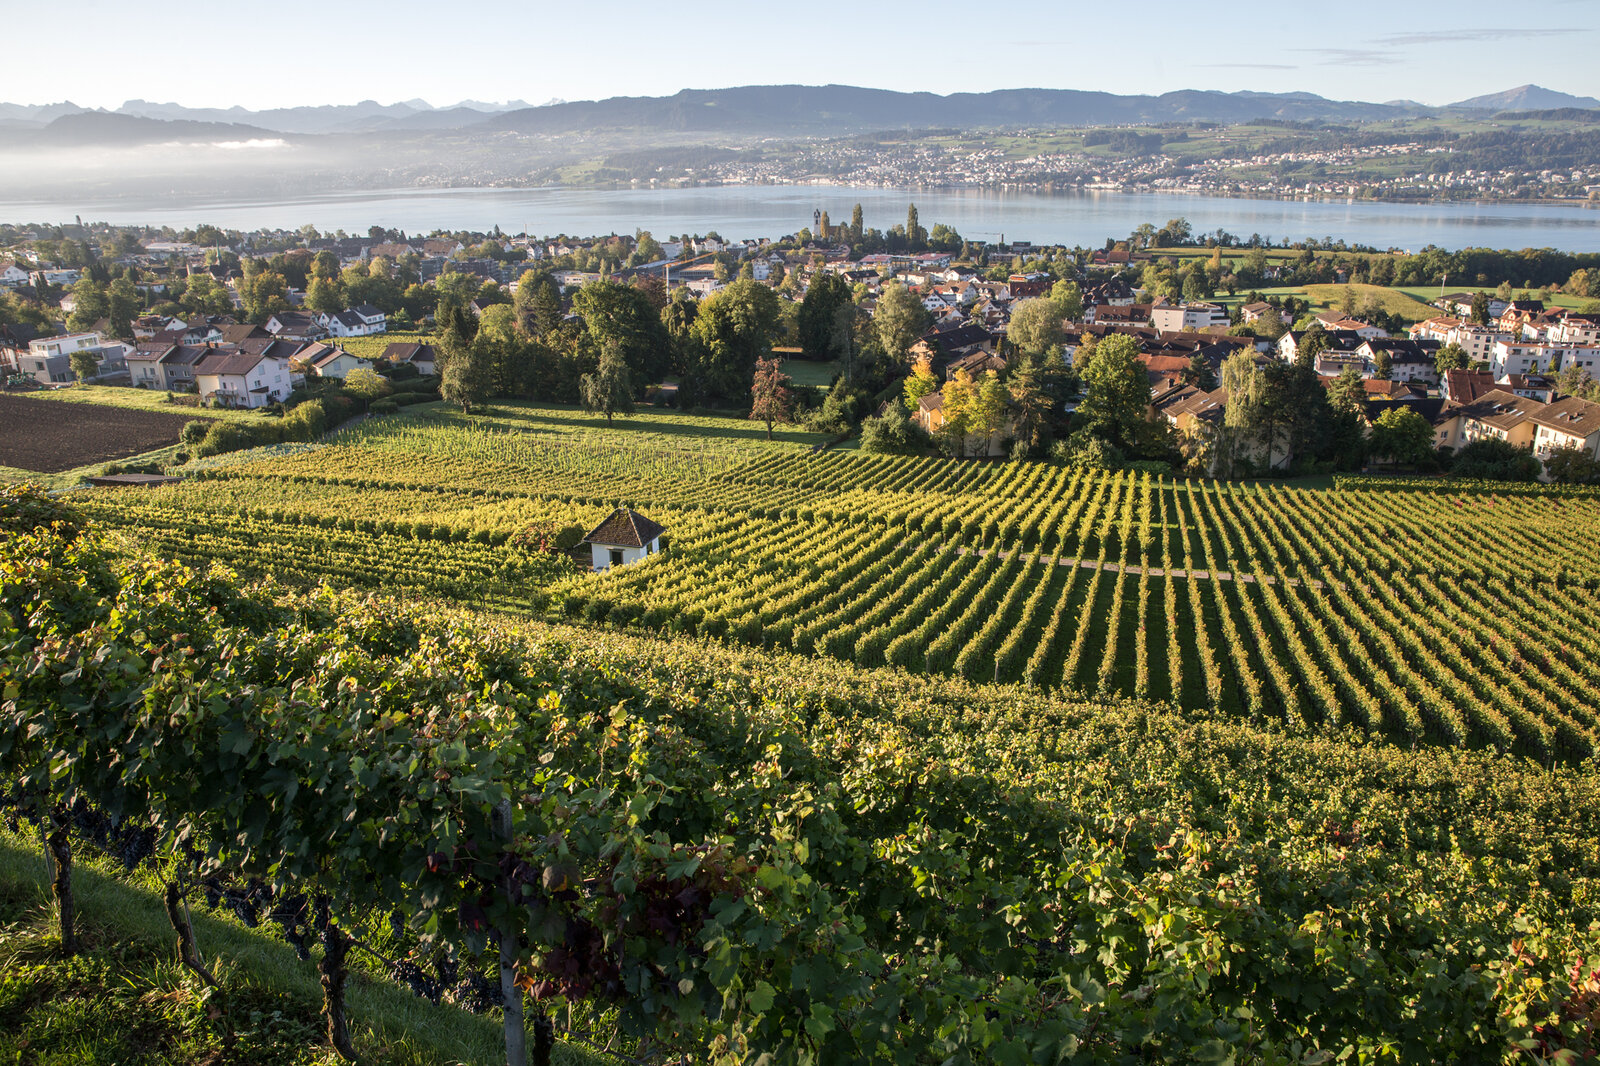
xmin=0 ymin=84 xmax=1595 ymax=144
xmin=1447 ymin=84 xmax=1600 ymax=111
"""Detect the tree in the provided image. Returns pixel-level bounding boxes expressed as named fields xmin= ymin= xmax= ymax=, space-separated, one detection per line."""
xmin=859 ymin=403 xmax=918 ymax=454
xmin=241 ymin=270 xmax=290 ymax=324
xmin=69 ymin=346 xmax=101 ymax=383
xmin=106 ymin=276 xmax=140 ymax=339
xmin=1327 ymin=366 xmax=1366 ymax=415
xmin=1073 ymin=334 xmax=1154 ymax=455
xmin=1434 ymin=342 xmax=1469 ymax=375
xmin=579 ymin=340 xmax=635 ymax=424
xmin=1543 ymin=444 xmax=1600 ymax=484
xmin=1255 ymin=306 xmax=1287 ymax=342
xmin=906 ymin=204 xmax=925 ymax=251
xmin=573 ymin=279 xmax=670 ymax=382
xmin=343 ymin=366 xmax=388 ymax=410
xmin=874 ymin=282 xmax=929 ymax=362
xmin=1183 ymin=351 xmax=1217 ymax=391
xmin=441 ymin=342 xmax=491 ymax=413
xmin=850 ymin=203 xmax=864 ymax=243
xmin=1470 ymin=292 xmax=1491 ymax=326
xmin=305 ymin=275 xmax=344 ymax=315
xmin=687 ymin=279 xmax=783 ymax=404
xmin=66 ymin=277 xmax=108 ymax=332
xmin=748 ymin=356 xmax=795 ymax=440
xmin=1296 ymin=323 xmax=1328 ymax=368
xmin=936 ymin=370 xmax=975 ymax=455
xmin=1006 ymin=297 xmax=1068 ymax=357
xmin=1369 ymin=407 xmax=1434 ymax=466
xmin=514 ymin=270 xmax=563 ymax=338
xmin=967 ymin=372 xmax=1010 ymax=456
xmin=1011 ymin=348 xmax=1072 ymax=453
xmin=1372 ymin=349 xmax=1393 ymax=381
xmin=903 ymin=354 xmax=940 ymax=410
xmin=798 ymin=272 xmax=853 ymax=362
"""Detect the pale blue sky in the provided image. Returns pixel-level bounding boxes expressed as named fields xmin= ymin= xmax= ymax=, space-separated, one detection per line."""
xmin=9 ymin=0 xmax=1597 ymax=111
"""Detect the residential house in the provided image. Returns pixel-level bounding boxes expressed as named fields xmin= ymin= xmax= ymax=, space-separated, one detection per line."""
xmin=381 ymin=341 xmax=438 ymax=376
xmin=193 ymin=347 xmax=293 ymax=408
xmin=1007 ymin=273 xmax=1053 ymax=299
xmin=297 ymin=342 xmax=373 ymax=380
xmin=1410 ymin=318 xmax=1508 ymax=364
xmin=1085 ymin=303 xmax=1153 ymax=328
xmin=582 ymin=507 xmax=665 ymax=571
xmin=1497 ymin=300 xmax=1547 ymax=334
xmin=1440 ymin=292 xmax=1508 ymax=320
xmin=1356 ymin=338 xmax=1442 ymax=385
xmin=128 ymin=342 xmax=205 ymax=391
xmin=319 ymin=304 xmax=387 ymax=338
xmin=1276 ymin=329 xmax=1364 ymax=365
xmin=1313 ymin=312 xmax=1388 ymax=341
xmin=1084 ymin=278 xmax=1136 ymax=306
xmin=1489 ymin=339 xmax=1600 ymax=378
xmin=1549 ymin=313 xmax=1600 ymax=347
xmin=0 ymin=324 xmax=42 ymax=375
xmin=216 ymin=323 xmax=272 ymax=346
xmin=1150 ymin=302 xmax=1228 ymax=333
xmin=1441 ymin=369 xmax=1499 ymax=403
xmin=1497 ymin=373 xmax=1557 ymax=403
xmin=265 ymin=311 xmax=329 ymax=342
xmin=1239 ymin=301 xmax=1273 ymax=323
xmin=1455 ymin=389 xmax=1542 ymax=451
xmin=24 ymin=332 xmax=105 ymax=382
xmin=1530 ymin=396 xmax=1600 ymax=460
xmin=0 ymin=260 xmax=28 ymax=289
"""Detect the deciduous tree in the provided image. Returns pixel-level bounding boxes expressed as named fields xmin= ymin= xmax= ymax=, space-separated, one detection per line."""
xmin=798 ymin=272 xmax=853 ymax=362
xmin=873 ymin=282 xmax=929 ymax=362
xmin=580 ymin=340 xmax=635 ymax=424
xmin=748 ymin=356 xmax=794 ymax=440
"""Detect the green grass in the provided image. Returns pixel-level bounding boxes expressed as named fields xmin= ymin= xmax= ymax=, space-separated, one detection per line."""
xmin=378 ymin=399 xmax=832 ymax=453
xmin=23 ymin=385 xmax=261 ymax=423
xmin=1300 ymin=283 xmax=1436 ymax=322
xmin=0 ymin=829 xmax=607 ymax=1065
xmin=779 ymin=358 xmax=840 ymax=388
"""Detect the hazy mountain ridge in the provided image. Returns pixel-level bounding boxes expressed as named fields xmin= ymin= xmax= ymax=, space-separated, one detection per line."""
xmin=1448 ymin=84 xmax=1600 ymax=111
xmin=487 ymin=84 xmax=1428 ymax=135
xmin=1 ymin=84 xmax=1595 ymax=141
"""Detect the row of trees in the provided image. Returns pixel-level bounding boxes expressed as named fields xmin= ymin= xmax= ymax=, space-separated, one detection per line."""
xmin=437 ymin=274 xmax=787 ymax=415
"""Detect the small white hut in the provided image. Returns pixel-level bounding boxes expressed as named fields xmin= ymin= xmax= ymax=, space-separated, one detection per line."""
xmin=582 ymin=507 xmax=665 ymax=571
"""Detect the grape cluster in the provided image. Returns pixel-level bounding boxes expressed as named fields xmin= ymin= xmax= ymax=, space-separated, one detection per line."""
xmin=267 ymin=893 xmax=311 ymax=961
xmin=390 ymin=960 xmax=444 ymax=1004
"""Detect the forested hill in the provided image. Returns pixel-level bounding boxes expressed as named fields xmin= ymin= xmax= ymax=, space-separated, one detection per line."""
xmin=487 ymin=84 xmax=1423 ymax=135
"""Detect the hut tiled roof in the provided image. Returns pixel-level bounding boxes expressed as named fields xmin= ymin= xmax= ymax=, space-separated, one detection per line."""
xmin=582 ymin=507 xmax=664 ymax=548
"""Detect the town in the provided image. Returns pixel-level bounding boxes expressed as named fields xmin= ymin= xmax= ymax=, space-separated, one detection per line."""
xmin=4 ymin=209 xmax=1600 ymax=485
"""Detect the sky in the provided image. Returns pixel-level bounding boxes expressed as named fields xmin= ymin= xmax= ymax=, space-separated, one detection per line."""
xmin=8 ymin=0 xmax=1597 ymax=112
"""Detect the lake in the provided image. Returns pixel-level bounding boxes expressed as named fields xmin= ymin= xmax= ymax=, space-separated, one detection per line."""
xmin=3 ymin=184 xmax=1599 ymax=253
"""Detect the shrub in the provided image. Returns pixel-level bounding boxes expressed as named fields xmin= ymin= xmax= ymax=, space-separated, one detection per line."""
xmin=194 ymin=421 xmax=272 ymax=459
xmin=180 ymin=420 xmax=210 ymax=446
xmin=371 ymin=399 xmax=399 ymax=416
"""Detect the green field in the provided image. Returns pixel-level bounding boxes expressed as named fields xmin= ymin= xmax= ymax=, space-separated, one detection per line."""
xmin=1300 ymin=283 xmax=1437 ymax=322
xmin=75 ymin=401 xmax=1600 ymax=765
xmin=778 ymin=357 xmax=840 ymax=388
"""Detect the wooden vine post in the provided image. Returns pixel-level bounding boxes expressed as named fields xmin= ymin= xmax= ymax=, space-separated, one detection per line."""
xmin=495 ymin=799 xmax=528 ymax=1066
